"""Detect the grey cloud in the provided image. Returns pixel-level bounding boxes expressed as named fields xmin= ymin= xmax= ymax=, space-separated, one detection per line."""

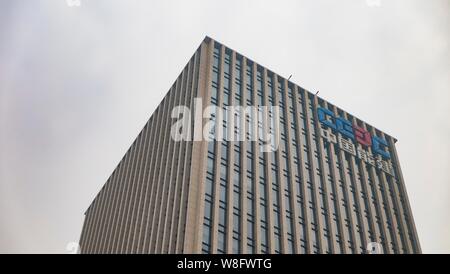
xmin=0 ymin=0 xmax=448 ymax=253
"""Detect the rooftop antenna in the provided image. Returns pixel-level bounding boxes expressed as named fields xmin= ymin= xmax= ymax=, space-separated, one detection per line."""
xmin=288 ymin=75 xmax=292 ymax=81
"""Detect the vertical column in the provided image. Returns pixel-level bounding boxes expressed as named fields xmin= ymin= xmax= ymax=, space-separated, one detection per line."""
xmin=252 ymin=62 xmax=261 ymax=254
xmin=225 ymin=50 xmax=236 ymax=254
xmin=330 ymin=105 xmax=359 ymax=253
xmin=151 ymin=78 xmax=179 ymax=253
xmin=140 ymin=98 xmax=165 ymax=253
xmin=91 ymin=183 xmax=115 ymax=253
xmin=359 ymin=122 xmax=390 ymax=254
xmin=113 ymin=128 xmax=141 ymax=253
xmin=86 ymin=184 xmax=108 ymax=253
xmin=239 ymin=57 xmax=248 ymax=253
xmin=167 ymin=54 xmax=195 ymax=253
xmin=108 ymin=144 xmax=135 ymax=253
xmin=128 ymin=118 xmax=153 ymax=253
xmin=183 ymin=38 xmax=212 ymax=253
xmin=160 ymin=61 xmax=190 ymax=253
xmin=378 ymin=131 xmax=411 ymax=253
xmin=93 ymin=169 xmax=118 ymax=253
xmin=146 ymin=90 xmax=173 ymax=252
xmin=271 ymin=76 xmax=287 ymax=254
xmin=292 ymin=87 xmax=313 ymax=253
xmin=280 ymin=79 xmax=297 ymax=253
xmin=319 ymin=101 xmax=349 ymax=253
xmin=340 ymin=112 xmax=369 ymax=253
xmin=388 ymin=137 xmax=421 ymax=253
xmin=175 ymin=50 xmax=201 ymax=253
xmin=133 ymin=116 xmax=158 ymax=253
xmin=311 ymin=96 xmax=336 ymax=253
xmin=80 ymin=204 xmax=95 ymax=253
xmin=262 ymin=70 xmax=276 ymax=254
xmin=121 ymin=123 xmax=149 ymax=253
xmin=367 ymin=127 xmax=397 ymax=254
xmin=78 ymin=210 xmax=90 ymax=253
xmin=210 ymin=43 xmax=225 ymax=254
xmin=302 ymin=92 xmax=325 ymax=253
xmin=348 ymin=117 xmax=380 ymax=249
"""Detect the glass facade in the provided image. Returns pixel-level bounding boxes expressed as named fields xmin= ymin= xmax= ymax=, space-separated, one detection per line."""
xmin=201 ymin=40 xmax=420 ymax=254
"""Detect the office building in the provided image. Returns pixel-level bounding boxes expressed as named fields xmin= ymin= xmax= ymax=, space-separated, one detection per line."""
xmin=79 ymin=36 xmax=421 ymax=254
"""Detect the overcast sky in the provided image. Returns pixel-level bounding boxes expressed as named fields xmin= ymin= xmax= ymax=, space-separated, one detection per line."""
xmin=0 ymin=0 xmax=448 ymax=253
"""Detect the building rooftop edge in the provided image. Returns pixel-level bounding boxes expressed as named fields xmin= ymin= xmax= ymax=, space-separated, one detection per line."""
xmin=202 ymin=35 xmax=398 ymax=143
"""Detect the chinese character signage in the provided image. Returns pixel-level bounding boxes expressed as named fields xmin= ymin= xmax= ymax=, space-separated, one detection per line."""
xmin=317 ymin=107 xmax=395 ymax=176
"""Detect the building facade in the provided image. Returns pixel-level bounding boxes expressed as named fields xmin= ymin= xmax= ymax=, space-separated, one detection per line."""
xmin=79 ymin=36 xmax=421 ymax=254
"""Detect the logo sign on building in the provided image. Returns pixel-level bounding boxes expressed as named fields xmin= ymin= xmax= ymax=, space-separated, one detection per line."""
xmin=317 ymin=107 xmax=394 ymax=176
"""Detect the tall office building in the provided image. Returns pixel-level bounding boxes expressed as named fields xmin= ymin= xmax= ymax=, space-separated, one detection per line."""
xmin=79 ymin=36 xmax=421 ymax=254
